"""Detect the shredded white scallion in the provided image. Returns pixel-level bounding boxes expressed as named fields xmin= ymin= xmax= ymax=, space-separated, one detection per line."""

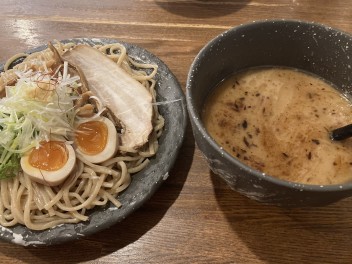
xmin=0 ymin=67 xmax=81 ymax=178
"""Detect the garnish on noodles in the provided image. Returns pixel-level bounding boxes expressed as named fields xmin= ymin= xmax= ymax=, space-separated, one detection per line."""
xmin=0 ymin=41 xmax=164 ymax=230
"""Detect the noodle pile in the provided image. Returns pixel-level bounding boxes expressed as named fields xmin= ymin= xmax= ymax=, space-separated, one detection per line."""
xmin=0 ymin=41 xmax=164 ymax=230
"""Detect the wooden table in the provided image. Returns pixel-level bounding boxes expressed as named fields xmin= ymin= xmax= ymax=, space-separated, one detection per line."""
xmin=1 ymin=1 xmax=352 ymax=263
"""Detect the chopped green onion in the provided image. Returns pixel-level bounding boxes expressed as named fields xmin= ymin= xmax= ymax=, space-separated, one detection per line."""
xmin=0 ymin=65 xmax=80 ymax=179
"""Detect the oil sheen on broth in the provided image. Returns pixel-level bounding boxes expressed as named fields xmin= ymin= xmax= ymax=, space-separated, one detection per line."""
xmin=203 ymin=67 xmax=352 ymax=185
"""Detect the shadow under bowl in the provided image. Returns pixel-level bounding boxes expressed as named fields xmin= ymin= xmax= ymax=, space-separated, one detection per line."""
xmin=186 ymin=19 xmax=352 ymax=207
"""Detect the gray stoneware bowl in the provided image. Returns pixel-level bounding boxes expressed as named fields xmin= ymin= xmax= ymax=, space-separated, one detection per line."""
xmin=186 ymin=20 xmax=352 ymax=207
xmin=0 ymin=38 xmax=187 ymax=245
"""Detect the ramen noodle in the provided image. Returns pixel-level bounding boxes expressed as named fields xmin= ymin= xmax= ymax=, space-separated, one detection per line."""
xmin=0 ymin=41 xmax=164 ymax=230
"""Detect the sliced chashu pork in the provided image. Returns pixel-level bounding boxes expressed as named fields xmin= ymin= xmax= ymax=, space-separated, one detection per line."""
xmin=62 ymin=45 xmax=153 ymax=151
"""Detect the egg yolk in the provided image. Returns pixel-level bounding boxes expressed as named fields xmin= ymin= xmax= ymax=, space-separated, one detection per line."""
xmin=29 ymin=141 xmax=68 ymax=171
xmin=76 ymin=121 xmax=108 ymax=155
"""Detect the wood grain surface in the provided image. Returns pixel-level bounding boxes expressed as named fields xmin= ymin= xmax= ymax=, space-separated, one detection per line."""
xmin=1 ymin=1 xmax=352 ymax=263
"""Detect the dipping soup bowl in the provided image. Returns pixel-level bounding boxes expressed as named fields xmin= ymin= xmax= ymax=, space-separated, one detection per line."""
xmin=186 ymin=20 xmax=352 ymax=206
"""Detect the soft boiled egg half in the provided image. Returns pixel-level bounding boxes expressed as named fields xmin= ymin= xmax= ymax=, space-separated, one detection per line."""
xmin=74 ymin=116 xmax=118 ymax=164
xmin=20 ymin=140 xmax=76 ymax=186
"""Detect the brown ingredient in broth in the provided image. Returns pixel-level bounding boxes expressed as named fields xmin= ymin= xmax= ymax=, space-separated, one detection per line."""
xmin=203 ymin=67 xmax=352 ymax=185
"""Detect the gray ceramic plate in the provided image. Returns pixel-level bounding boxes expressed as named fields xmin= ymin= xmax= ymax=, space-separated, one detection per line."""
xmin=0 ymin=38 xmax=187 ymax=246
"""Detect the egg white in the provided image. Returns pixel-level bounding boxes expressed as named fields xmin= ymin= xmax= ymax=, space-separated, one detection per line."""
xmin=20 ymin=142 xmax=76 ymax=186
xmin=75 ymin=116 xmax=118 ymax=164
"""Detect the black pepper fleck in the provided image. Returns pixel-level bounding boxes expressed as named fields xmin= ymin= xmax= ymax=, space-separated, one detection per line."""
xmin=312 ymin=139 xmax=320 ymax=145
xmin=240 ymin=148 xmax=247 ymax=153
xmin=242 ymin=120 xmax=248 ymax=129
xmin=243 ymin=136 xmax=250 ymax=148
xmin=307 ymin=152 xmax=312 ymax=160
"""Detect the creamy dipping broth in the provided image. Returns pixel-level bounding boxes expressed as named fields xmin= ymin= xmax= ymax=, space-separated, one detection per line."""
xmin=203 ymin=67 xmax=352 ymax=185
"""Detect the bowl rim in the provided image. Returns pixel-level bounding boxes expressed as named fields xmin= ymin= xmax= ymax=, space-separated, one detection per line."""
xmin=186 ymin=19 xmax=352 ymax=192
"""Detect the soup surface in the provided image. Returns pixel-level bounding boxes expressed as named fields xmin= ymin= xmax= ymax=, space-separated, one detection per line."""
xmin=203 ymin=67 xmax=352 ymax=185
